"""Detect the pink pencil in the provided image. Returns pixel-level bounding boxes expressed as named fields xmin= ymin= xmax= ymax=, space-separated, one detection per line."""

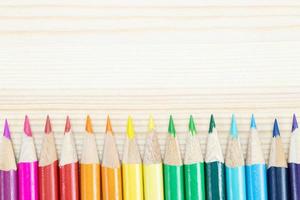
xmin=18 ymin=115 xmax=39 ymax=200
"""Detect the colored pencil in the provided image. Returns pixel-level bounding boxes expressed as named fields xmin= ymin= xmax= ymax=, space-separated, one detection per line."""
xmin=39 ymin=115 xmax=59 ymax=200
xmin=101 ymin=116 xmax=122 ymax=200
xmin=80 ymin=115 xmax=101 ymax=200
xmin=289 ymin=114 xmax=300 ymax=200
xmin=268 ymin=119 xmax=289 ymax=200
xmin=122 ymin=116 xmax=143 ymax=200
xmin=59 ymin=116 xmax=80 ymax=200
xmin=143 ymin=115 xmax=164 ymax=200
xmin=18 ymin=115 xmax=39 ymax=200
xmin=0 ymin=119 xmax=17 ymax=200
xmin=205 ymin=114 xmax=226 ymax=200
xmin=183 ymin=115 xmax=205 ymax=200
xmin=245 ymin=114 xmax=268 ymax=200
xmin=163 ymin=115 xmax=184 ymax=200
xmin=225 ymin=114 xmax=246 ymax=200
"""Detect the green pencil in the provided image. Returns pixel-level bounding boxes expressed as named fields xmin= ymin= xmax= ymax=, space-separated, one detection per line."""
xmin=163 ymin=115 xmax=184 ymax=200
xmin=184 ymin=115 xmax=205 ymax=200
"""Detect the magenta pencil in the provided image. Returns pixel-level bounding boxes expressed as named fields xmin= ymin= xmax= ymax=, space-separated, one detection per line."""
xmin=18 ymin=115 xmax=39 ymax=200
xmin=0 ymin=119 xmax=17 ymax=200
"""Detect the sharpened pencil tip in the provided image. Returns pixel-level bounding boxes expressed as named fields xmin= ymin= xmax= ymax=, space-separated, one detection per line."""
xmin=126 ymin=116 xmax=135 ymax=139
xmin=189 ymin=115 xmax=197 ymax=135
xmin=106 ymin=115 xmax=113 ymax=134
xmin=250 ymin=114 xmax=257 ymax=129
xmin=148 ymin=115 xmax=155 ymax=132
xmin=208 ymin=114 xmax=216 ymax=134
xmin=24 ymin=115 xmax=32 ymax=137
xmin=3 ymin=119 xmax=11 ymax=139
xmin=273 ymin=119 xmax=280 ymax=137
xmin=230 ymin=114 xmax=238 ymax=138
xmin=85 ymin=115 xmax=94 ymax=134
xmin=168 ymin=115 xmax=176 ymax=137
xmin=44 ymin=115 xmax=52 ymax=134
xmin=64 ymin=116 xmax=71 ymax=133
xmin=292 ymin=114 xmax=298 ymax=132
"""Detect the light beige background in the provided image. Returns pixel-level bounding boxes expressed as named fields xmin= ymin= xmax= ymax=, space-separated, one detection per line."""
xmin=0 ymin=1 xmax=299 ymax=162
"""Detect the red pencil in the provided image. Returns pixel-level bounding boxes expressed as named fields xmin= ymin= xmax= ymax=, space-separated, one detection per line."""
xmin=59 ymin=116 xmax=80 ymax=200
xmin=39 ymin=115 xmax=59 ymax=200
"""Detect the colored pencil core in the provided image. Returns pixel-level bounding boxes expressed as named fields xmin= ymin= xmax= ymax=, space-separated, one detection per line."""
xmin=168 ymin=115 xmax=176 ymax=137
xmin=85 ymin=115 xmax=94 ymax=134
xmin=64 ymin=116 xmax=71 ymax=133
xmin=189 ymin=115 xmax=197 ymax=135
xmin=24 ymin=115 xmax=32 ymax=137
xmin=126 ymin=116 xmax=135 ymax=139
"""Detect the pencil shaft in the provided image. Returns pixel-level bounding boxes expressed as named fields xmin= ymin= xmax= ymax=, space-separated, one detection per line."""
xmin=205 ymin=161 xmax=225 ymax=200
xmin=143 ymin=164 xmax=164 ymax=200
xmin=18 ymin=161 xmax=39 ymax=200
xmin=0 ymin=170 xmax=17 ymax=200
xmin=245 ymin=164 xmax=268 ymax=200
xmin=289 ymin=163 xmax=300 ymax=200
xmin=225 ymin=166 xmax=246 ymax=200
xmin=59 ymin=162 xmax=79 ymax=200
xmin=122 ymin=164 xmax=143 ymax=200
xmin=163 ymin=164 xmax=184 ymax=200
xmin=101 ymin=166 xmax=123 ymax=200
xmin=80 ymin=164 xmax=101 ymax=200
xmin=267 ymin=167 xmax=289 ymax=200
xmin=184 ymin=162 xmax=205 ymax=200
xmin=39 ymin=160 xmax=59 ymax=200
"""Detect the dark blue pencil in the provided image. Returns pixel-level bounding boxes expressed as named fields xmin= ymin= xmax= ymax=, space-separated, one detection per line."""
xmin=267 ymin=119 xmax=289 ymax=200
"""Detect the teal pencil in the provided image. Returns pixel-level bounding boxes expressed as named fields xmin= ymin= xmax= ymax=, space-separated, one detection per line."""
xmin=205 ymin=114 xmax=226 ymax=200
xmin=225 ymin=114 xmax=247 ymax=200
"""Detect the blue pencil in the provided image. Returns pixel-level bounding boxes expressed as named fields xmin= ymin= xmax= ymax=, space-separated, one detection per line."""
xmin=225 ymin=114 xmax=247 ymax=200
xmin=245 ymin=114 xmax=268 ymax=200
xmin=267 ymin=119 xmax=289 ymax=200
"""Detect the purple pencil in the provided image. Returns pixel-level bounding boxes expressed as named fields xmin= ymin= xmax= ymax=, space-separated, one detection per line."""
xmin=18 ymin=115 xmax=39 ymax=200
xmin=0 ymin=119 xmax=17 ymax=200
xmin=288 ymin=114 xmax=300 ymax=200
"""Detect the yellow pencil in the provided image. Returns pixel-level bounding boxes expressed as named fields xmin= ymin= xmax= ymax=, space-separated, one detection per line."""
xmin=122 ymin=116 xmax=144 ymax=200
xmin=143 ymin=115 xmax=164 ymax=200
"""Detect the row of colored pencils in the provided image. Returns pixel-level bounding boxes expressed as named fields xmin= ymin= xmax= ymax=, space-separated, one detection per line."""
xmin=0 ymin=114 xmax=298 ymax=200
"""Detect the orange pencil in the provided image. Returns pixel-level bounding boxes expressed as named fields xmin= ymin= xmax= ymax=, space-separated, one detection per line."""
xmin=101 ymin=116 xmax=122 ymax=200
xmin=80 ymin=115 xmax=101 ymax=200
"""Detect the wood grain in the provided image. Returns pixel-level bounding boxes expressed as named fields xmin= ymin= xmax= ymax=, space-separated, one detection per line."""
xmin=0 ymin=3 xmax=298 ymax=163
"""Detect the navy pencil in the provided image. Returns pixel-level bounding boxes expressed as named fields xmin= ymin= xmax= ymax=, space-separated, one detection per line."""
xmin=267 ymin=119 xmax=289 ymax=200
